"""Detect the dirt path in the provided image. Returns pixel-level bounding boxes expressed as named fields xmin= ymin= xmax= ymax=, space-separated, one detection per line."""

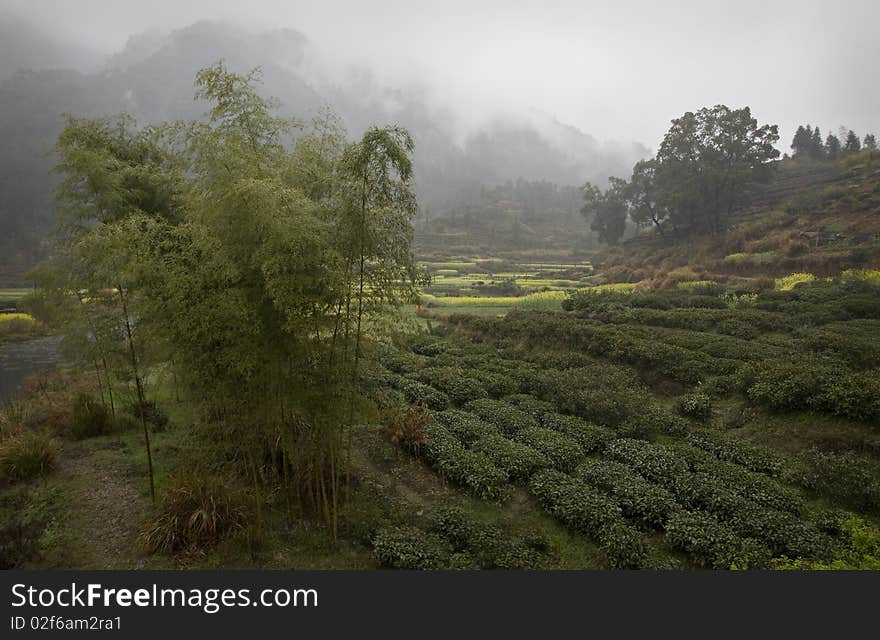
xmin=54 ymin=440 xmax=150 ymax=569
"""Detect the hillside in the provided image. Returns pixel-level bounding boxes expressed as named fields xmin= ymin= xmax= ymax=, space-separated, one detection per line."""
xmin=592 ymin=151 xmax=880 ymax=288
xmin=0 ymin=18 xmax=647 ymax=285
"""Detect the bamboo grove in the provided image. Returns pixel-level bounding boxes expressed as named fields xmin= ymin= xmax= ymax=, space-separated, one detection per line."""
xmin=26 ymin=62 xmax=426 ymax=536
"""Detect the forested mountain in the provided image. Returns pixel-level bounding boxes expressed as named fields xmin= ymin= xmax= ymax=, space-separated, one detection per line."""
xmin=0 ymin=18 xmax=648 ymax=283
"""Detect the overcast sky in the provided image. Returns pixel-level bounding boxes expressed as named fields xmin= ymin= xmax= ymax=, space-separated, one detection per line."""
xmin=2 ymin=0 xmax=878 ymax=148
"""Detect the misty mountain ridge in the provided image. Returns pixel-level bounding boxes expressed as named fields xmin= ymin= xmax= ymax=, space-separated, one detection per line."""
xmin=4 ymin=17 xmax=648 ymax=188
xmin=0 ymin=16 xmax=649 ymax=280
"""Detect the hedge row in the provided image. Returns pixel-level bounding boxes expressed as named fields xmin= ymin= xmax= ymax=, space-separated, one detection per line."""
xmin=671 ymin=444 xmax=803 ymax=514
xmin=540 ymin=413 xmax=616 ymax=453
xmin=742 ymin=357 xmax=880 ymax=423
xmin=398 ymin=378 xmax=450 ymax=411
xmin=413 ymin=367 xmax=489 ymax=406
xmin=463 ymin=399 xmax=539 ymax=435
xmin=513 ymin=427 xmax=584 ymax=473
xmin=576 ymin=458 xmax=680 ymax=529
xmin=471 ymin=433 xmax=549 ymax=481
xmin=434 ymin=409 xmax=499 ymax=445
xmin=372 ymin=526 xmax=453 ymax=570
xmin=664 ymin=511 xmax=772 ymax=569
xmin=428 ymin=507 xmax=547 ymax=569
xmin=685 ymin=431 xmax=784 ymax=476
xmin=422 ymin=423 xmax=510 ymax=501
xmin=528 ymin=469 xmax=648 ymax=568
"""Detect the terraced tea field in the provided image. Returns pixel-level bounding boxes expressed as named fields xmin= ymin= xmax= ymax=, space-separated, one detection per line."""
xmin=417 ymin=257 xmax=594 ymax=316
xmin=365 ymin=276 xmax=880 ymax=569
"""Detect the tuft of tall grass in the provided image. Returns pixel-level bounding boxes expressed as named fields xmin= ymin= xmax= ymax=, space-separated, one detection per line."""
xmin=0 ymin=430 xmax=58 ymax=483
xmin=142 ymin=472 xmax=252 ymax=554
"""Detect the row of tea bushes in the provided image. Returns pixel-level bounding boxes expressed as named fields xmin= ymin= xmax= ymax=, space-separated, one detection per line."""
xmin=576 ymin=458 xmax=679 ymax=530
xmin=664 ymin=511 xmax=772 ymax=569
xmin=528 ymin=469 xmax=648 ymax=569
xmin=471 ymin=433 xmax=549 ymax=481
xmin=421 ymin=423 xmax=510 ymax=501
xmin=462 ymin=399 xmax=539 ymax=435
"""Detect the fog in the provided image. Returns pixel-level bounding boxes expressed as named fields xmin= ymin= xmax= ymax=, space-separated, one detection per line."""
xmin=2 ymin=0 xmax=878 ymax=150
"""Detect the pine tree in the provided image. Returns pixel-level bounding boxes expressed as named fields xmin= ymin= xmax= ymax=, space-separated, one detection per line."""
xmin=825 ymin=133 xmax=841 ymax=159
xmin=790 ymin=125 xmax=810 ymax=157
xmin=809 ymin=126 xmax=824 ymax=159
xmin=844 ymin=130 xmax=862 ymax=153
xmin=863 ymin=133 xmax=877 ymax=151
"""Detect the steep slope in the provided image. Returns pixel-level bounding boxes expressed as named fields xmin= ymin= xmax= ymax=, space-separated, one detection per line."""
xmin=592 ymin=152 xmax=880 ymax=288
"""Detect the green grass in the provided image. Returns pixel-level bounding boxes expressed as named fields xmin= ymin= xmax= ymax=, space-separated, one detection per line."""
xmin=421 ymin=290 xmax=568 ymax=312
xmin=0 ymin=289 xmax=30 ymax=304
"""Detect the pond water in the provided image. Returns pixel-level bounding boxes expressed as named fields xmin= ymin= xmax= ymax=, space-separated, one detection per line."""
xmin=0 ymin=336 xmax=63 ymax=404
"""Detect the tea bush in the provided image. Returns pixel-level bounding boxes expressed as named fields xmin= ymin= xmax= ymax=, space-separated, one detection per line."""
xmin=744 ymin=357 xmax=880 ymax=422
xmin=672 ymin=445 xmax=803 ymax=514
xmin=599 ymin=521 xmax=649 ymax=569
xmin=576 ymin=459 xmax=680 ymax=529
xmin=604 ymin=438 xmax=690 ymax=484
xmin=528 ymin=469 xmax=622 ymax=538
xmin=664 ymin=511 xmax=772 ymax=569
xmin=471 ymin=433 xmax=549 ymax=481
xmin=462 ymin=399 xmax=539 ymax=435
xmin=685 ymin=431 xmax=784 ymax=476
xmin=540 ymin=413 xmax=616 ymax=452
xmin=423 ymin=423 xmax=510 ymax=501
xmin=674 ymin=392 xmax=713 ymax=422
xmin=798 ymin=449 xmax=880 ymax=515
xmin=513 ymin=427 xmax=584 ymax=473
xmin=372 ymin=526 xmax=452 ymax=570
xmin=528 ymin=469 xmax=647 ymax=568
xmin=502 ymin=394 xmax=556 ymax=419
xmin=398 ymin=379 xmax=450 ymax=411
xmin=429 ymin=507 xmax=546 ymax=569
xmin=434 ymin=410 xmax=499 ymax=445
xmin=414 ymin=368 xmax=488 ymax=406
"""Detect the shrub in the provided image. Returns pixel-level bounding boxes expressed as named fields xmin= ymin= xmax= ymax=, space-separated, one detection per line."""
xmin=423 ymin=424 xmax=510 ymax=501
xmin=774 ymin=516 xmax=880 ymax=570
xmin=674 ymin=392 xmax=713 ymax=422
xmin=528 ymin=469 xmax=621 ymax=538
xmin=68 ymin=394 xmax=113 ymax=440
xmin=618 ymin=404 xmax=689 ymax=438
xmin=408 ymin=336 xmax=451 ymax=357
xmin=398 ymin=379 xmax=450 ymax=411
xmin=665 ymin=511 xmax=771 ymax=569
xmin=0 ymin=431 xmax=57 ymax=483
xmin=513 ymin=427 xmax=584 ymax=473
xmin=685 ymin=431 xmax=784 ymax=476
xmin=434 ymin=410 xmax=499 ymax=445
xmin=0 ymin=486 xmax=62 ymax=568
xmin=414 ymin=368 xmax=489 ymax=406
xmin=384 ymin=403 xmax=431 ymax=447
xmin=599 ymin=521 xmax=649 ymax=569
xmin=471 ymin=433 xmax=549 ymax=481
xmin=130 ymin=401 xmax=170 ymax=433
xmin=378 ymin=347 xmax=420 ymax=374
xmin=502 ymin=394 xmax=556 ymax=419
xmin=372 ymin=526 xmax=451 ymax=570
xmin=576 ymin=459 xmax=680 ymax=529
xmin=798 ymin=449 xmax=880 ymax=515
xmin=672 ymin=445 xmax=803 ymax=514
xmin=744 ymin=357 xmax=880 ymax=422
xmin=143 ymin=472 xmax=251 ymax=554
xmin=429 ymin=507 xmax=545 ymax=569
xmin=463 ymin=399 xmax=539 ymax=435
xmin=604 ymin=438 xmax=690 ymax=484
xmin=541 ymin=413 xmax=616 ymax=452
